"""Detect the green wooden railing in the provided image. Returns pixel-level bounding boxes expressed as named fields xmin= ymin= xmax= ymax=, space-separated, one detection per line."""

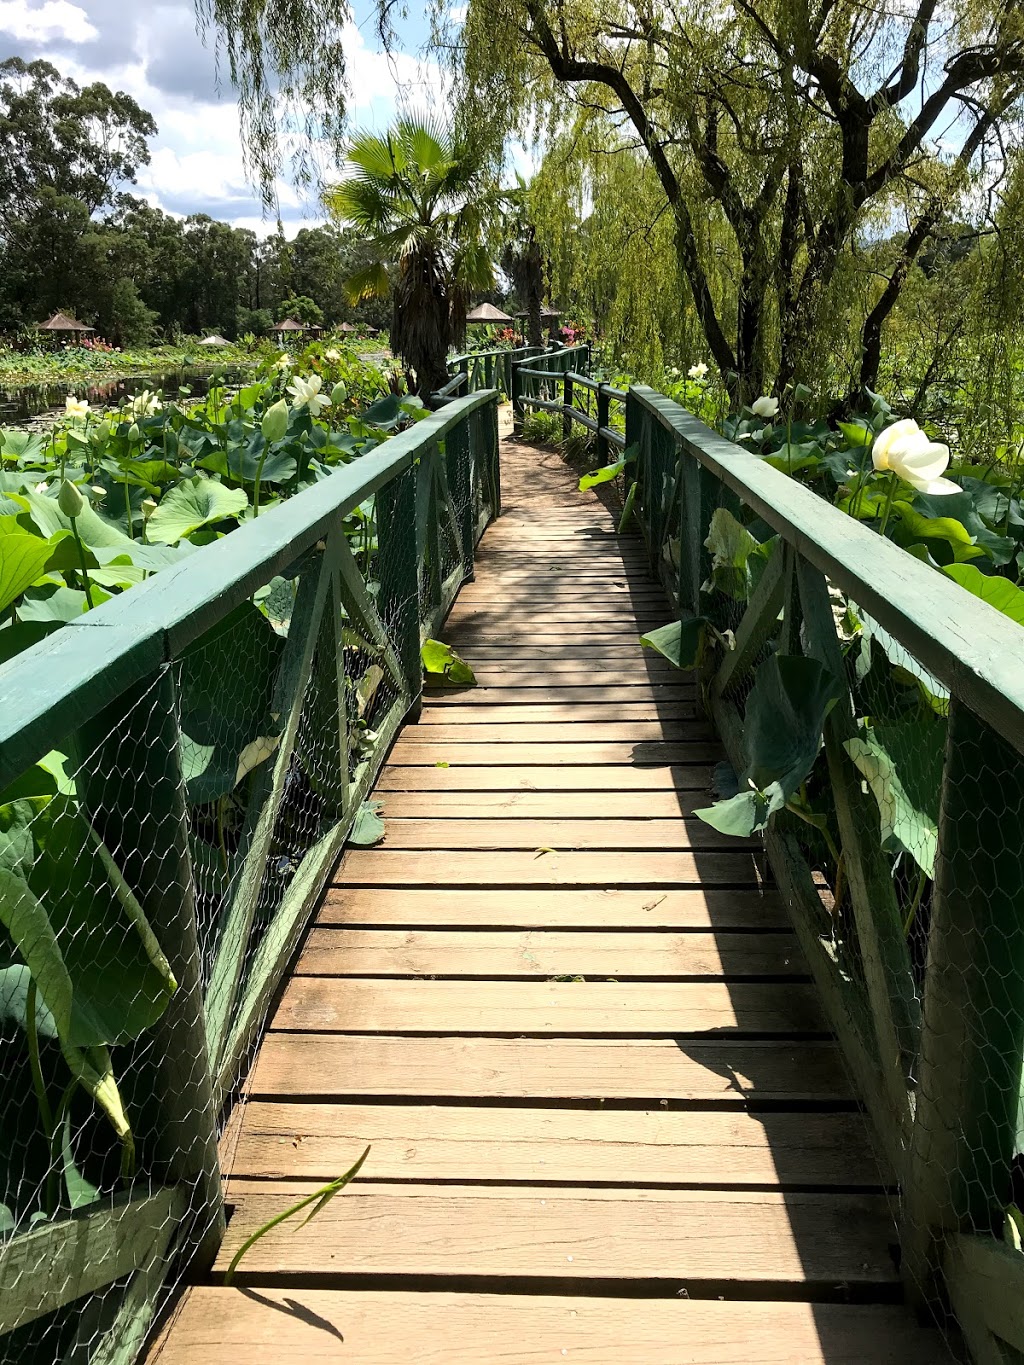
xmin=0 ymin=389 xmax=499 ymax=1362
xmin=511 ymin=350 xmax=627 ymax=463
xmin=574 ymin=384 xmax=1022 ymax=1363
xmin=434 ymin=344 xmax=555 ymax=406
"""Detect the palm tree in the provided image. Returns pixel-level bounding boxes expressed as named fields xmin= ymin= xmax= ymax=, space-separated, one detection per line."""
xmin=325 ymin=117 xmax=497 ymax=400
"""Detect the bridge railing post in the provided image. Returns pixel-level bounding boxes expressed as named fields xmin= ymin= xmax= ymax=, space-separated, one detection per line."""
xmin=596 ymin=384 xmax=610 ymax=464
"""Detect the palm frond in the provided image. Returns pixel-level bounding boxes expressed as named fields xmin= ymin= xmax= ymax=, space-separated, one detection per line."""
xmin=344 ymin=260 xmax=392 ymax=304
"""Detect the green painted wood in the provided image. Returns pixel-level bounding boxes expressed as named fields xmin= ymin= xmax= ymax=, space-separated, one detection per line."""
xmin=712 ymin=540 xmax=785 ymax=700
xmin=596 ymin=384 xmax=611 ymax=463
xmin=710 ymin=691 xmax=906 ymax=1177
xmin=0 ymin=1187 xmax=185 ymax=1334
xmin=795 ymin=558 xmax=917 ymax=1137
xmin=72 ymin=667 xmax=224 ymax=1265
xmin=903 ymin=700 xmax=1024 ymax=1302
xmin=215 ymin=694 xmax=407 ymax=1104
xmin=629 ymin=385 xmax=1024 ymax=754
xmin=376 ymin=465 xmax=423 ymax=715
xmin=204 ymin=554 xmax=329 ymax=1072
xmin=945 ymin=1233 xmax=1024 ymax=1362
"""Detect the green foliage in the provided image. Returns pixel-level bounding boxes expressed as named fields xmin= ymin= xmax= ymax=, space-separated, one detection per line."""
xmin=696 ymin=656 xmax=841 ymax=837
xmin=640 ymin=617 xmax=709 ymax=671
xmin=326 ymin=117 xmax=499 ymax=398
xmin=422 ymin=638 xmax=477 ymax=686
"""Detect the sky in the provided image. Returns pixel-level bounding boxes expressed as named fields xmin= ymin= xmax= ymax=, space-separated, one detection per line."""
xmin=0 ymin=0 xmax=446 ymax=236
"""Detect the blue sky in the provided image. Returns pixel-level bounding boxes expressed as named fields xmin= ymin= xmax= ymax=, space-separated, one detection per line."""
xmin=0 ymin=0 xmax=446 ymax=234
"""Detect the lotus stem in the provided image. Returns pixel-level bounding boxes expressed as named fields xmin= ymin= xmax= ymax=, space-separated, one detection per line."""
xmin=70 ymin=519 xmax=96 ymax=609
xmin=903 ymin=867 xmax=928 ymax=938
xmin=877 ymin=470 xmax=899 ymax=537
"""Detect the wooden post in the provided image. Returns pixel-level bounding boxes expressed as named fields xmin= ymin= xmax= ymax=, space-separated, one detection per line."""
xmin=377 ymin=465 xmax=424 ymax=723
xmin=563 ymin=373 xmax=574 ymax=443
xmin=596 ymin=384 xmax=610 ymax=464
xmin=72 ymin=666 xmax=224 ymax=1268
xmin=510 ymin=356 xmax=523 ymax=431
xmin=902 ymin=699 xmax=1024 ymax=1303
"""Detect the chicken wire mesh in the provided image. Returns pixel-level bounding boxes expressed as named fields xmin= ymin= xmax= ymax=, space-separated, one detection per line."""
xmin=0 ymin=398 xmax=494 ymax=1364
xmin=630 ymin=389 xmax=1024 ymax=1359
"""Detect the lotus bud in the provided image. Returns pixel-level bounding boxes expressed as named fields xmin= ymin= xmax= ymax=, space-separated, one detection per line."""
xmin=58 ymin=479 xmax=85 ymax=519
xmin=90 ymin=485 xmax=106 ymax=499
xmin=141 ymin=497 xmax=158 ymax=521
xmin=128 ymin=422 xmax=141 ymax=442
xmin=262 ymin=398 xmax=289 ymax=444
xmin=331 ymin=381 xmax=348 ymax=407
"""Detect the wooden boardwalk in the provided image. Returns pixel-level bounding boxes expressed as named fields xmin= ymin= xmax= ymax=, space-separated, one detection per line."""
xmin=151 ymin=430 xmax=939 ymax=1363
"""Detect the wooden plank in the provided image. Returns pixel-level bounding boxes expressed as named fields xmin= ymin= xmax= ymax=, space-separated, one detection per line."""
xmin=271 ymin=978 xmax=825 ymax=1035
xmin=435 ymin=671 xmax=685 ymax=687
xmin=378 ymin=789 xmax=716 ymax=816
xmin=386 ymin=742 xmax=722 ymax=765
xmin=149 ymin=1289 xmax=941 ymax=1365
xmin=214 ymin=1184 xmax=899 ymax=1285
xmin=0 ymin=1187 xmax=184 ymax=1333
xmin=229 ymin=1102 xmax=878 ymax=1186
xmin=296 ymin=928 xmax=800 ymax=977
xmin=251 ymin=1035 xmax=850 ymax=1101
xmin=370 ymin=818 xmax=749 ymax=851
xmin=421 ymin=685 xmax=696 ymax=705
xmin=336 ymin=849 xmax=758 ymax=886
xmin=404 ymin=722 xmax=709 ymax=743
xmin=318 ymin=887 xmax=788 ymax=929
xmin=375 ymin=765 xmax=716 ymax=791
xmin=416 ymin=703 xmax=699 ymax=723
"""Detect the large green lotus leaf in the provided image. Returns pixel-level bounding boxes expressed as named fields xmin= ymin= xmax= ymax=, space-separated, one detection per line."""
xmin=93 ymin=541 xmax=195 ymax=572
xmin=579 ymin=458 xmax=627 ymax=491
xmin=704 ymin=507 xmax=760 ymax=600
xmin=177 ymin=601 xmax=284 ymax=804
xmin=893 ymin=505 xmax=984 ymax=564
xmin=0 ymin=529 xmax=55 ymax=613
xmin=360 ymin=393 xmax=403 ymax=428
xmin=421 ymin=639 xmax=476 ymax=686
xmin=199 ymin=443 xmax=297 ymax=485
xmin=640 ymin=617 xmax=708 ymax=670
xmin=0 ymin=962 xmax=57 ymax=1037
xmin=844 ymin=717 xmax=943 ymax=877
xmin=16 ymin=489 xmax=137 ymax=555
xmin=696 ymin=655 xmax=840 ymax=837
xmin=146 ymin=476 xmax=248 ymax=544
xmin=18 ymin=584 xmax=112 ymax=621
xmin=0 ymin=430 xmax=47 ymax=463
xmin=743 ymin=654 xmax=841 ymax=795
xmin=854 ymin=606 xmax=949 ymax=715
xmin=911 ymin=490 xmax=1015 ymax=565
xmin=942 ymin=562 xmax=1024 ymax=626
xmin=18 ymin=795 xmax=176 ymax=1045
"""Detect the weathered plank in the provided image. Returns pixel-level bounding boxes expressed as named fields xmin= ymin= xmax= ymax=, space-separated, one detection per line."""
xmin=229 ymin=1102 xmax=878 ymax=1186
xmin=375 ymin=764 xmax=717 ymax=791
xmin=373 ymin=818 xmax=749 ymax=851
xmin=272 ymin=978 xmax=825 ymax=1035
xmin=318 ymin=887 xmax=787 ymax=929
xmin=336 ymin=849 xmax=759 ymax=886
xmin=403 ymin=722 xmax=709 ymax=743
xmin=296 ymin=928 xmax=799 ymax=977
xmin=149 ymin=1290 xmax=940 ymax=1365
xmin=251 ymin=1035 xmax=850 ymax=1101
xmin=215 ymin=1184 xmax=899 ymax=1285
xmin=378 ymin=790 xmax=708 ymax=816
xmin=421 ymin=685 xmax=696 ymax=705
xmin=386 ymin=742 xmax=722 ymax=765
xmin=416 ymin=702 xmax=698 ymax=724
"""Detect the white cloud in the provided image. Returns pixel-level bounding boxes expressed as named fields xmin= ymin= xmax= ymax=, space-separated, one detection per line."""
xmin=0 ymin=0 xmax=97 ymax=43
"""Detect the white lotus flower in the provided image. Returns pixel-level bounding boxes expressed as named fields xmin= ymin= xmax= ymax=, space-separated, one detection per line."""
xmin=274 ymin=353 xmax=293 ymax=371
xmin=35 ymin=480 xmax=49 ymax=493
xmin=325 ymin=348 xmax=341 ymax=362
xmin=129 ymin=389 xmax=161 ymax=418
xmin=751 ymin=395 xmax=779 ymax=419
xmin=688 ymin=362 xmax=709 ymax=380
xmin=872 ymin=418 xmax=959 ymax=494
xmin=65 ymin=394 xmax=90 ymax=419
xmin=286 ymin=373 xmax=331 ymax=417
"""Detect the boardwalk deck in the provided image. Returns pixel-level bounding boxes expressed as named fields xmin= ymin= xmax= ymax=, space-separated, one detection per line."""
xmin=149 ymin=427 xmax=940 ymax=1363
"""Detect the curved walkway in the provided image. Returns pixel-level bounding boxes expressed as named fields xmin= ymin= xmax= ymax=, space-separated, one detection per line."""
xmin=149 ymin=429 xmax=938 ymax=1363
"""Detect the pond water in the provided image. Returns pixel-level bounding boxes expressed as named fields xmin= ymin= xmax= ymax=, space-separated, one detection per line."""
xmin=0 ymin=368 xmax=255 ymax=425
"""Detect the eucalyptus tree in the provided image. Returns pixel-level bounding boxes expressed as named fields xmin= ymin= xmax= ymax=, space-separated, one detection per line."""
xmin=197 ymin=0 xmax=1024 ymax=403
xmin=325 ymin=117 xmax=497 ymax=398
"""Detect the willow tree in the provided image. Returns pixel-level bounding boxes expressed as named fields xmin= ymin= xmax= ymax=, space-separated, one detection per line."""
xmin=197 ymin=0 xmax=1024 ymax=400
xmin=326 ymin=118 xmax=496 ymax=398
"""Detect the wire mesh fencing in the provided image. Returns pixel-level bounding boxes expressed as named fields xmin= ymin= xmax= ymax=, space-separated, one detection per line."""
xmin=623 ymin=383 xmax=1024 ymax=1363
xmin=0 ymin=389 xmax=500 ymax=1364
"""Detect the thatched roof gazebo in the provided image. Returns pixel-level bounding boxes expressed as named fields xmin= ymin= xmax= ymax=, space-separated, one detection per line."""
xmin=466 ymin=302 xmax=514 ymax=324
xmin=37 ymin=311 xmax=94 ymax=335
xmin=272 ymin=317 xmax=306 ymax=334
xmin=514 ymin=305 xmax=561 ymax=321
xmin=338 ymin=322 xmax=359 ymax=334
xmin=199 ymin=334 xmax=230 ymax=346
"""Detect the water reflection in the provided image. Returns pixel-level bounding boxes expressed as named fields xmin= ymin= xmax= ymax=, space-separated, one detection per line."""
xmin=0 ymin=368 xmax=254 ymax=423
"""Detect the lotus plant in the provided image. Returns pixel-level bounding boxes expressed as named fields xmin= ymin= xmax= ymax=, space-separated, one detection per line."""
xmin=287 ymin=373 xmax=331 ymax=418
